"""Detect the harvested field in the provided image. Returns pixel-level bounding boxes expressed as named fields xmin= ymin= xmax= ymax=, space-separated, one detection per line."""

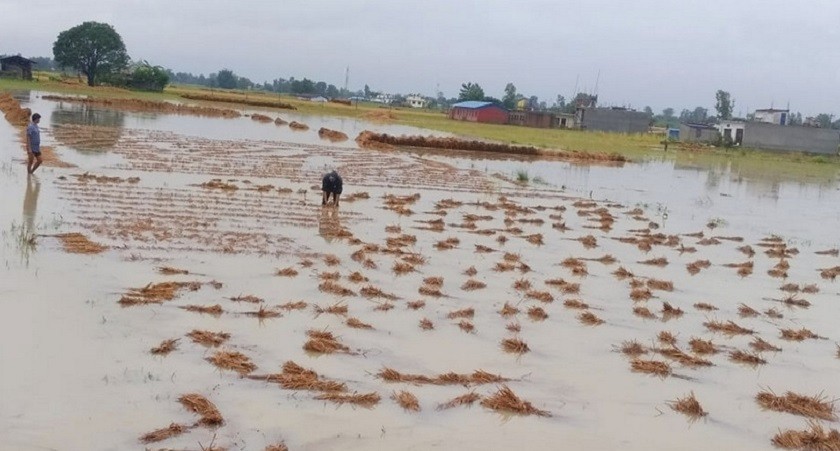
xmin=9 ymin=92 xmax=840 ymax=451
xmin=43 ymin=94 xmax=242 ymax=117
xmin=178 ymin=92 xmax=296 ymax=110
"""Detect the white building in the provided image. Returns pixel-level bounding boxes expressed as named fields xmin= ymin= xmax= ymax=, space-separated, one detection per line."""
xmin=717 ymin=120 xmax=746 ymax=145
xmin=406 ymin=95 xmax=428 ymax=109
xmin=754 ymin=108 xmax=789 ymax=125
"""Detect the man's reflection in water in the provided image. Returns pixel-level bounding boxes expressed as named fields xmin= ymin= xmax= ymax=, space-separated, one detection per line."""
xmin=23 ymin=176 xmax=40 ymax=233
xmin=318 ymin=206 xmax=341 ymax=243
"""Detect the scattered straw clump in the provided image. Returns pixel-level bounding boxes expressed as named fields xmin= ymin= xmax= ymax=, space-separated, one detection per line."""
xmin=647 ymin=279 xmax=674 ymax=292
xmin=304 ymin=330 xmax=351 ymax=354
xmin=480 ymin=385 xmax=550 ymax=417
xmin=738 ymin=303 xmax=760 ymax=317
xmin=564 ymin=299 xmax=590 ymax=310
xmin=458 ymin=320 xmax=475 ymax=333
xmin=461 ymin=279 xmax=487 ymax=291
xmin=772 ymin=421 xmax=840 ymax=450
xmin=55 ymin=232 xmax=107 ymax=254
xmin=502 ymin=337 xmax=530 ymax=354
xmin=247 ymin=361 xmax=347 ymax=393
xmin=230 ymin=294 xmax=263 ymax=304
xmin=347 ymin=271 xmax=368 ymax=283
xmin=180 ymin=304 xmax=223 ymax=316
xmin=276 ymin=267 xmax=299 ymax=277
xmin=346 ymin=317 xmax=373 ymax=329
xmin=360 ymin=285 xmax=398 ymax=300
xmin=630 ymin=288 xmax=653 ymax=302
xmin=207 ymin=350 xmax=257 ymax=375
xmin=693 ymin=302 xmax=718 ymax=311
xmin=447 ymin=308 xmax=475 ymax=319
xmin=658 ymin=331 xmax=677 ymax=346
xmin=423 ymin=276 xmax=444 ymax=287
xmin=661 ymin=303 xmax=684 ymax=319
xmin=139 ymin=422 xmax=187 ymax=444
xmin=500 ymin=302 xmax=520 ymax=316
xmin=319 ymin=280 xmax=356 ymax=297
xmin=419 ymin=318 xmax=434 ymax=330
xmin=686 ymin=260 xmax=712 ymax=275
xmin=187 ymin=330 xmax=230 ymax=347
xmin=689 ymin=338 xmax=719 ymax=355
xmin=631 ymin=359 xmax=672 ymax=377
xmin=633 ymin=306 xmax=656 ymax=319
xmin=526 ymin=290 xmax=554 ymax=303
xmin=392 ymin=261 xmax=415 ymax=275
xmin=756 ymin=391 xmax=837 ymax=421
xmin=527 ymin=306 xmax=548 ymax=321
xmin=150 ymin=338 xmax=179 ymax=356
xmin=407 ymin=300 xmax=425 ymax=310
xmin=669 ymin=392 xmax=708 ymax=420
xmin=639 ymin=257 xmax=668 ymax=267
xmin=620 ymin=340 xmax=647 ymax=357
xmin=392 ymin=390 xmax=421 ymax=412
xmin=119 ymin=281 xmax=201 ymax=306
xmin=178 ymin=393 xmax=224 ymax=426
xmin=315 ymin=302 xmax=348 ymax=316
xmin=315 ymin=392 xmax=380 ymax=408
xmin=578 ymin=311 xmax=605 ymax=326
xmin=158 ymin=266 xmax=189 ymax=275
xmin=438 ymin=392 xmax=481 ymax=410
xmin=729 ymin=350 xmax=767 ymax=366
xmin=781 ymin=328 xmax=823 ymax=342
xmin=704 ymin=320 xmax=754 ymax=336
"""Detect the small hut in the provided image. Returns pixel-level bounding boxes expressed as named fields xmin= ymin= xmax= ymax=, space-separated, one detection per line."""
xmin=0 ymin=56 xmax=35 ymax=80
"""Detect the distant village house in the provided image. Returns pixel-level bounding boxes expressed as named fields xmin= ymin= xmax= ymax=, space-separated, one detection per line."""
xmin=448 ymin=101 xmax=509 ymax=124
xmin=406 ymin=95 xmax=428 ymax=109
xmin=0 ymin=55 xmax=35 ymax=80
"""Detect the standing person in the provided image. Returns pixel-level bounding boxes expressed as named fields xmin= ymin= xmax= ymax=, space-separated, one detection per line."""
xmin=321 ymin=170 xmax=343 ymax=207
xmin=26 ymin=113 xmax=43 ymax=174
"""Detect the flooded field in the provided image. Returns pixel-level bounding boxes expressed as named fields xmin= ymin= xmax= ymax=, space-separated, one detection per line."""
xmin=2 ymin=91 xmax=840 ymax=450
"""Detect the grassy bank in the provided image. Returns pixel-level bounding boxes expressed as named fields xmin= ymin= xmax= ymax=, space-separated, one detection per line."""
xmin=3 ymin=75 xmax=840 ymax=176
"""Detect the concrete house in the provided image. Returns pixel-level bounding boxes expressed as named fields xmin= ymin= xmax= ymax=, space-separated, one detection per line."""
xmin=717 ymin=120 xmax=746 ymax=145
xmin=754 ymin=108 xmax=789 ymax=125
xmin=406 ymin=95 xmax=428 ymax=109
xmin=742 ymin=122 xmax=839 ymax=155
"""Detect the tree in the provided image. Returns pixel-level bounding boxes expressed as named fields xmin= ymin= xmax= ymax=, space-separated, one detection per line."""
xmin=458 ymin=82 xmax=485 ymax=101
xmin=715 ymin=90 xmax=733 ymax=120
xmin=662 ymin=108 xmax=675 ymax=119
xmin=502 ymin=83 xmax=517 ymax=109
xmin=129 ymin=61 xmax=169 ymax=92
xmin=814 ymin=113 xmax=834 ymax=129
xmin=216 ymin=69 xmax=237 ymax=89
xmin=554 ymin=95 xmax=566 ymax=110
xmin=53 ymin=22 xmax=129 ymax=87
xmin=643 ymin=106 xmax=654 ymax=116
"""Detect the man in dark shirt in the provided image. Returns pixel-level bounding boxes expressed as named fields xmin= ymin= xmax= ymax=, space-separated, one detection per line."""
xmin=26 ymin=113 xmax=42 ymax=174
xmin=321 ymin=170 xmax=343 ymax=207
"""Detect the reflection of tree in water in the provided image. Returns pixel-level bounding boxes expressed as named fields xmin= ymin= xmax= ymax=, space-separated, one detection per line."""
xmin=50 ymin=105 xmax=125 ymax=152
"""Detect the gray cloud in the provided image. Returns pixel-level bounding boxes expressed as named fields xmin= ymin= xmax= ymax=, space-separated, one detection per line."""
xmin=2 ymin=0 xmax=838 ymax=116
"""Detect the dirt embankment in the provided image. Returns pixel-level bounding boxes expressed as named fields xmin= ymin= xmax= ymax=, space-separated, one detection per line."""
xmin=179 ymin=93 xmax=297 ymax=111
xmin=0 ymin=93 xmax=32 ymax=126
xmin=42 ymin=95 xmax=242 ymax=118
xmin=355 ymin=131 xmax=629 ymax=163
xmin=318 ymin=127 xmax=348 ymax=142
xmin=0 ymin=93 xmax=75 ymax=167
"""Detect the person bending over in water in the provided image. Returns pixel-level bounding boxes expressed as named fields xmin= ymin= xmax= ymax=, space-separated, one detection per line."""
xmin=321 ymin=170 xmax=343 ymax=207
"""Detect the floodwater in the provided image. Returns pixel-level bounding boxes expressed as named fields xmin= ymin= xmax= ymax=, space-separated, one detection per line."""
xmin=1 ymin=91 xmax=839 ymax=451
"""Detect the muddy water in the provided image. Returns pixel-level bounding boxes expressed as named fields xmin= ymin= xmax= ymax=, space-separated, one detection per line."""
xmin=1 ymin=92 xmax=840 ymax=451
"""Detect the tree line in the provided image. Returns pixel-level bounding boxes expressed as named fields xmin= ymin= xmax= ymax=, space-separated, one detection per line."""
xmin=11 ymin=20 xmax=840 ymax=127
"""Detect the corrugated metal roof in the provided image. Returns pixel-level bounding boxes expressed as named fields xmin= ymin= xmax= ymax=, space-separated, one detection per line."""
xmin=451 ymin=101 xmax=495 ymax=109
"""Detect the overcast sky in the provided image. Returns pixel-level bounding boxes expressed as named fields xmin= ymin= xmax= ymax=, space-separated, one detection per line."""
xmin=2 ymin=0 xmax=839 ymax=116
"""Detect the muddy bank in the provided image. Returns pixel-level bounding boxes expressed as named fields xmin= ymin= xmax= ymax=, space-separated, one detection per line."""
xmin=1 ymin=93 xmax=75 ymax=167
xmin=355 ymin=131 xmax=628 ymax=162
xmin=318 ymin=127 xmax=348 ymax=142
xmin=42 ymin=95 xmax=242 ymax=118
xmin=179 ymin=93 xmax=297 ymax=111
